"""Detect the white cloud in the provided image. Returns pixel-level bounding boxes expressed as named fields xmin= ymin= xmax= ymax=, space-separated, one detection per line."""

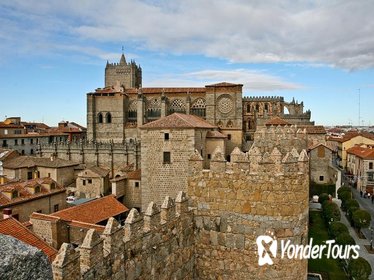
xmin=145 ymin=69 xmax=303 ymax=91
xmin=1 ymin=0 xmax=374 ymax=69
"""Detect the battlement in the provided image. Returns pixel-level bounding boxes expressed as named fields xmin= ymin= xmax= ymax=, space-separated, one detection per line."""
xmin=243 ymin=96 xmax=284 ymax=102
xmin=52 ymin=192 xmax=194 ymax=280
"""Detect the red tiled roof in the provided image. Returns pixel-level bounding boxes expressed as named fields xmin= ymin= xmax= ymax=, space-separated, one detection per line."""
xmin=3 ymin=156 xmax=79 ymax=169
xmin=298 ymin=125 xmax=326 ymax=134
xmin=328 ymin=131 xmax=374 ymax=143
xmin=141 ymin=113 xmax=216 ymax=129
xmin=52 ymin=195 xmax=128 ymax=224
xmin=0 ymin=177 xmax=65 ymax=207
xmin=125 ymin=87 xmax=206 ymax=94
xmin=206 ymin=130 xmax=227 ymax=139
xmin=126 ymin=169 xmax=141 ymax=180
xmin=347 ymin=146 xmax=374 ymax=160
xmin=265 ymin=117 xmax=290 ymax=126
xmin=0 ymin=217 xmax=57 ymax=261
xmin=206 ymin=82 xmax=242 ymax=87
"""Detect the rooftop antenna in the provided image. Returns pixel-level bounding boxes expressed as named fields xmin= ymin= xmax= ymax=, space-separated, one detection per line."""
xmin=358 ymin=89 xmax=361 ymax=127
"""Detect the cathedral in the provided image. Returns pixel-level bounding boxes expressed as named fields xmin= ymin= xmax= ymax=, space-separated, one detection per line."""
xmin=87 ymin=52 xmax=313 ymax=151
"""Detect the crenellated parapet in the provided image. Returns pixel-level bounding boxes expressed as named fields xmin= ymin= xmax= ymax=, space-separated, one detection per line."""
xmin=188 ymin=137 xmax=309 ymax=279
xmin=52 ymin=192 xmax=194 ymax=280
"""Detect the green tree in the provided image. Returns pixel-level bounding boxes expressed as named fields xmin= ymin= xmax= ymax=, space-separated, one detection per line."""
xmin=323 ymin=201 xmax=341 ymax=223
xmin=318 ymin=193 xmax=329 ymax=204
xmin=348 ymin=257 xmax=372 ymax=280
xmin=336 ymin=232 xmax=356 ymax=246
xmin=352 ymin=209 xmax=371 ymax=231
xmin=329 ymin=221 xmax=349 ymax=238
xmin=337 ymin=186 xmax=351 ymax=196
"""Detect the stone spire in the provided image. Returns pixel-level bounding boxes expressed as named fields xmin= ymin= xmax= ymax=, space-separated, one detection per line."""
xmin=120 ymin=53 xmax=126 ymax=65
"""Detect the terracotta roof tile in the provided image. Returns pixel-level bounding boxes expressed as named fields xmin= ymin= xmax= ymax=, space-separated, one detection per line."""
xmin=298 ymin=125 xmax=326 ymax=134
xmin=0 ymin=178 xmax=65 ymax=207
xmin=347 ymin=146 xmax=374 ymax=160
xmin=125 ymin=87 xmax=206 ymax=94
xmin=205 ymin=82 xmax=242 ymax=87
xmin=265 ymin=117 xmax=290 ymax=126
xmin=3 ymin=156 xmax=79 ymax=169
xmin=0 ymin=217 xmax=57 ymax=261
xmin=206 ymin=130 xmax=227 ymax=139
xmin=141 ymin=113 xmax=216 ymax=129
xmin=126 ymin=169 xmax=141 ymax=180
xmin=52 ymin=195 xmax=128 ymax=224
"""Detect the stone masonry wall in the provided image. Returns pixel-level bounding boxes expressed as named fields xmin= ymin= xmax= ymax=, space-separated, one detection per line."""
xmin=52 ymin=192 xmax=195 ymax=280
xmin=188 ymin=144 xmax=309 ymax=280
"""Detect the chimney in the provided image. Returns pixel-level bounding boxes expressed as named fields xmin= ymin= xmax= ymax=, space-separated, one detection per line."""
xmin=3 ymin=208 xmax=12 ymax=219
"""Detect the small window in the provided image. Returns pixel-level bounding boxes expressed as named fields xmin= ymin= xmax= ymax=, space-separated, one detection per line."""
xmin=34 ymin=186 xmax=40 ymax=193
xmin=319 ymin=175 xmax=324 ymax=181
xmin=54 ymin=204 xmax=59 ymax=212
xmin=36 ymin=210 xmax=42 ymax=213
xmin=21 ymin=150 xmax=25 ymax=155
xmin=370 ymin=162 xmax=373 ymax=169
xmin=106 ymin=112 xmax=112 ymax=123
xmin=48 ymin=173 xmax=51 ymax=178
xmin=30 ymin=149 xmax=34 ymax=154
xmin=21 ymin=139 xmax=25 ymax=145
xmin=27 ymin=171 xmax=33 ymax=180
xmin=83 ymin=179 xmax=86 ymax=186
xmin=163 ymin=152 xmax=171 ymax=164
xmin=50 ymin=182 xmax=56 ymax=190
xmin=135 ymin=182 xmax=140 ymax=188
xmin=13 ymin=214 xmax=19 ymax=221
xmin=227 ymin=134 xmax=232 ymax=140
xmin=88 ymin=179 xmax=92 ymax=184
xmin=164 ymin=133 xmax=169 ymax=141
xmin=98 ymin=113 xmax=103 ymax=123
xmin=207 ymin=154 xmax=211 ymax=160
xmin=14 ymin=139 xmax=18 ymax=146
xmin=30 ymin=139 xmax=33 ymax=144
xmin=247 ymin=104 xmax=250 ymax=113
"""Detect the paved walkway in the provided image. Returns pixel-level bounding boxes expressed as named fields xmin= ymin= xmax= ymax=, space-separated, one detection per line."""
xmin=333 ymin=198 xmax=374 ymax=280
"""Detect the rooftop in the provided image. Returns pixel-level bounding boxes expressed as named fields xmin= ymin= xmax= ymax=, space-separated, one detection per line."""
xmin=51 ymin=195 xmax=128 ymax=224
xmin=0 ymin=177 xmax=65 ymax=207
xmin=79 ymin=166 xmax=110 ymax=178
xmin=265 ymin=117 xmax=290 ymax=126
xmin=346 ymin=146 xmax=374 ymax=160
xmin=141 ymin=113 xmax=216 ymax=129
xmin=206 ymin=130 xmax=227 ymax=139
xmin=0 ymin=217 xmax=57 ymax=261
xmin=3 ymin=156 xmax=79 ymax=169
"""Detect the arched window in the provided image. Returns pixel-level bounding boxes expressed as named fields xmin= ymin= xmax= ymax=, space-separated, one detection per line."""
xmin=146 ymin=98 xmax=161 ymax=119
xmin=191 ymin=98 xmax=206 ymax=118
xmin=98 ymin=113 xmax=103 ymax=123
xmin=247 ymin=104 xmax=251 ymax=113
xmin=128 ymin=101 xmax=137 ymax=120
xmin=34 ymin=185 xmax=41 ymax=193
xmin=168 ymin=99 xmax=186 ymax=114
xmin=106 ymin=112 xmax=112 ymax=123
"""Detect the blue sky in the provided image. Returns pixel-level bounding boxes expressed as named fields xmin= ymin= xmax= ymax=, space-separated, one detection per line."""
xmin=0 ymin=1 xmax=373 ymax=127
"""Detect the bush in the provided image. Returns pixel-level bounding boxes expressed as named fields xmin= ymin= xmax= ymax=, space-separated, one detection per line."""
xmin=352 ymin=209 xmax=371 ymax=231
xmin=348 ymin=257 xmax=372 ymax=280
xmin=337 ymin=186 xmax=351 ymax=196
xmin=336 ymin=232 xmax=356 ymax=246
xmin=329 ymin=222 xmax=349 ymax=238
xmin=339 ymin=190 xmax=352 ymax=202
xmin=345 ymin=199 xmax=359 ymax=211
xmin=322 ymin=201 xmax=341 ymax=223
xmin=318 ymin=193 xmax=329 ymax=204
xmin=310 ymin=183 xmax=336 ymax=197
